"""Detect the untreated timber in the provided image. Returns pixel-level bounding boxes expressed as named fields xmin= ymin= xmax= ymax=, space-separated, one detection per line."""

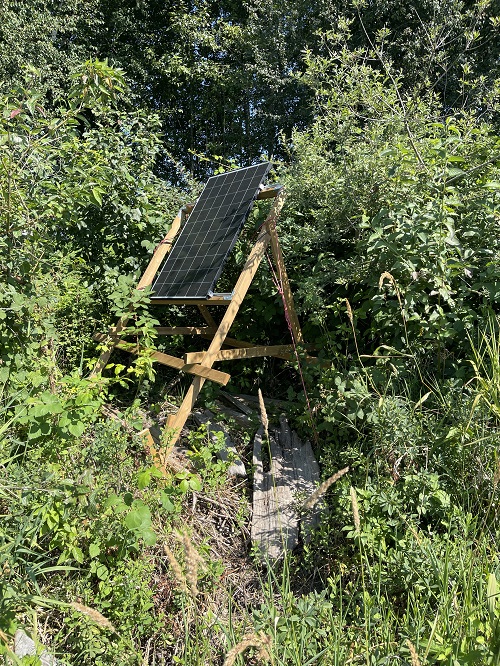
xmin=265 ymin=197 xmax=304 ymax=344
xmin=165 ymin=222 xmax=275 ymax=442
xmin=137 ymin=207 xmax=184 ymax=290
xmin=155 ymin=326 xmax=216 ymax=336
xmin=93 ymin=334 xmax=230 ymax=386
xmin=184 ymin=344 xmax=297 ymax=363
xmin=150 ymin=297 xmax=231 ymax=306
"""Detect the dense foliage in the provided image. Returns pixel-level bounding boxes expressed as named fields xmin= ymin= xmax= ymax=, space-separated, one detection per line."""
xmin=1 ymin=1 xmax=499 ymax=664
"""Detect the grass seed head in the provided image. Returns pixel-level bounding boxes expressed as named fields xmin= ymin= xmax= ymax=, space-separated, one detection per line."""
xmin=163 ymin=542 xmax=188 ymax=594
xmin=379 ymin=271 xmax=395 ymax=289
xmin=345 ymin=298 xmax=354 ymax=324
xmin=258 ymin=388 xmax=269 ymax=440
xmin=70 ymin=602 xmax=116 ymax=632
xmin=181 ymin=532 xmax=200 ymax=599
xmin=302 ymin=466 xmax=350 ymax=510
xmin=406 ymin=639 xmax=422 ymax=666
xmin=223 ymin=632 xmax=272 ymax=666
xmin=350 ymin=486 xmax=360 ymax=532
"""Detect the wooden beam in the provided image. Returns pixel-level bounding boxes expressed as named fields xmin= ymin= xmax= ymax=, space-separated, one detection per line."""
xmin=155 ymin=326 xmax=216 ymax=335
xmin=184 ymin=344 xmax=298 ymax=363
xmin=265 ymin=191 xmax=304 ymax=344
xmin=149 ymin=297 xmax=231 ymax=306
xmin=182 ymin=363 xmax=231 ymax=385
xmin=197 ymin=304 xmax=218 ymax=328
xmin=94 ymin=335 xmax=230 ymax=385
xmin=199 ymin=334 xmax=258 ymax=348
xmin=91 ymin=208 xmax=184 ymax=376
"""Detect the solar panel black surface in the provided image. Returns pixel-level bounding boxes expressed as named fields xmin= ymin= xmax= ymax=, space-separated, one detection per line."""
xmin=151 ymin=162 xmax=271 ymax=300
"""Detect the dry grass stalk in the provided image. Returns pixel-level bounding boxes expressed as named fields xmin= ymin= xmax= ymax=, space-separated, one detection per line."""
xmin=350 ymin=486 xmax=360 ymax=532
xmin=345 ymin=298 xmax=354 ymax=324
xmin=379 ymin=271 xmax=395 ymax=289
xmin=406 ymin=639 xmax=422 ymax=666
xmin=181 ymin=532 xmax=202 ymax=599
xmin=223 ymin=631 xmax=272 ymax=666
xmin=258 ymin=388 xmax=269 ymax=441
xmin=70 ymin=602 xmax=116 ymax=632
xmin=302 ymin=466 xmax=350 ymax=510
xmin=379 ymin=271 xmax=405 ymax=313
xmin=163 ymin=542 xmax=188 ymax=594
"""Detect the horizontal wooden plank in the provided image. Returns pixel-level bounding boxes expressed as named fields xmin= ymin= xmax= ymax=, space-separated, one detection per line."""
xmin=155 ymin=326 xmax=216 ymax=335
xmin=181 ymin=363 xmax=230 ymax=386
xmin=199 ymin=334 xmax=258 ymax=348
xmin=251 ymin=416 xmax=320 ymax=559
xmin=149 ymin=298 xmax=231 ymax=306
xmin=219 ymin=390 xmax=254 ymax=416
xmin=184 ymin=344 xmax=296 ymax=363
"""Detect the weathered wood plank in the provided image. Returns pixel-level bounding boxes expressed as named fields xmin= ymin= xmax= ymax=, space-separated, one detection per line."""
xmin=219 ymin=391 xmax=254 ymax=416
xmin=251 ymin=416 xmax=321 ymax=558
xmin=236 ymin=393 xmax=297 ymax=409
xmin=192 ymin=410 xmax=246 ymax=477
xmin=14 ymin=630 xmax=61 ymax=666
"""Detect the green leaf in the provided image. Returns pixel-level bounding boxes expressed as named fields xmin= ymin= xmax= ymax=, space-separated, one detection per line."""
xmin=92 ymin=188 xmax=103 ymax=206
xmin=68 ymin=421 xmax=86 ymax=437
xmin=72 ymin=546 xmax=84 ymax=564
xmin=487 ymin=573 xmax=498 ymax=617
xmin=189 ymin=476 xmax=202 ymax=492
xmin=141 ymin=528 xmax=157 ymax=546
xmin=160 ymin=492 xmax=175 ymax=513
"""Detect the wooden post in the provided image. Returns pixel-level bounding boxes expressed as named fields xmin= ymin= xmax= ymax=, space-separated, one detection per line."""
xmin=265 ymin=190 xmax=304 ymax=345
xmin=165 ymin=227 xmax=272 ymax=442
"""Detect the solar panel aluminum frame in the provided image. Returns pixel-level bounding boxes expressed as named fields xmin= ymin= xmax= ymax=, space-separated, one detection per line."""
xmin=150 ymin=162 xmax=271 ymax=301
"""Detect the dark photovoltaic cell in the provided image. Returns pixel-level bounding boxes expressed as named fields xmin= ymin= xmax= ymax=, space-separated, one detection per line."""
xmin=151 ymin=162 xmax=271 ymax=300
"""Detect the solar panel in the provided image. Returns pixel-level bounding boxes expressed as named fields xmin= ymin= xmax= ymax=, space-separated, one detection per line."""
xmin=151 ymin=162 xmax=271 ymax=300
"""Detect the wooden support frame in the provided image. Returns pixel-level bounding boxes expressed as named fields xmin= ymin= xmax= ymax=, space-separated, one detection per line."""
xmin=92 ymin=182 xmax=312 ymax=466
